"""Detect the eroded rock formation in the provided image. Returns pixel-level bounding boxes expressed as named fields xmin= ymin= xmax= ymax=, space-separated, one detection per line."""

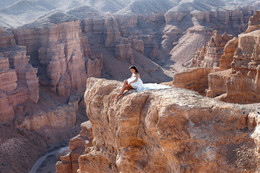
xmin=164 ymin=7 xmax=256 ymax=70
xmin=173 ymin=68 xmax=212 ymax=95
xmin=192 ymin=32 xmax=233 ymax=68
xmin=0 ymin=28 xmax=39 ymax=123
xmin=39 ymin=21 xmax=86 ymax=96
xmin=209 ymin=11 xmax=260 ymax=103
xmin=56 ymin=121 xmax=93 ymax=173
xmin=57 ymin=77 xmax=260 ymax=173
xmin=0 ymin=23 xmax=88 ymax=173
xmin=173 ymin=11 xmax=260 ymax=104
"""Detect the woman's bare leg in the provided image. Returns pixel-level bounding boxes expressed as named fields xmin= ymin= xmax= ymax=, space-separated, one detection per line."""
xmin=116 ymin=81 xmax=133 ymax=100
xmin=119 ymin=80 xmax=128 ymax=94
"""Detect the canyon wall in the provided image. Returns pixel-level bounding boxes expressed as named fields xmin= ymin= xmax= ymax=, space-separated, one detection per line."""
xmin=173 ymin=11 xmax=260 ymax=104
xmin=56 ymin=121 xmax=93 ymax=173
xmin=82 ymin=14 xmax=172 ymax=82
xmin=0 ymin=24 xmax=89 ymax=172
xmin=191 ymin=32 xmax=233 ymax=68
xmin=14 ymin=21 xmax=100 ymax=96
xmin=0 ymin=28 xmax=39 ymax=123
xmin=164 ymin=7 xmax=256 ymax=69
xmin=57 ymin=77 xmax=260 ymax=173
xmin=223 ymin=13 xmax=260 ymax=103
xmin=173 ymin=68 xmax=212 ymax=95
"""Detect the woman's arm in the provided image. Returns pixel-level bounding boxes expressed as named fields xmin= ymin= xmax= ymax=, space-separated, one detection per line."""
xmin=129 ymin=74 xmax=139 ymax=85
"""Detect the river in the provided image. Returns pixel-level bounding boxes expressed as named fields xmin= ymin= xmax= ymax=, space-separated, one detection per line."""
xmin=29 ymin=146 xmax=69 ymax=173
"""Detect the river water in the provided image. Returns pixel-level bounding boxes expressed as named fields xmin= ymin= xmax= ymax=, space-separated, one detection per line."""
xmin=29 ymin=146 xmax=69 ymax=173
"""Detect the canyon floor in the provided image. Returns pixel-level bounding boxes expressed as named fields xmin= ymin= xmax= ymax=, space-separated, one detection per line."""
xmin=0 ymin=0 xmax=260 ymax=173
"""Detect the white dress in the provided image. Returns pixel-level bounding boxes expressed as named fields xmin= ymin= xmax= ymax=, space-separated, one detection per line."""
xmin=127 ymin=73 xmax=144 ymax=92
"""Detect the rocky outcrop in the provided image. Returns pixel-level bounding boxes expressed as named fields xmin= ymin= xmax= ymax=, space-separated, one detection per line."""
xmin=164 ymin=7 xmax=256 ymax=71
xmin=17 ymin=105 xmax=77 ymax=131
xmin=104 ymin=17 xmax=121 ymax=47
xmin=173 ymin=68 xmax=212 ymax=95
xmin=38 ymin=21 xmax=86 ymax=96
xmin=0 ymin=25 xmax=90 ymax=172
xmin=219 ymin=37 xmax=238 ymax=70
xmin=1 ymin=46 xmax=39 ymax=104
xmin=0 ymin=28 xmax=39 ymax=123
xmin=245 ymin=10 xmax=260 ymax=33
xmin=115 ymin=38 xmax=134 ymax=64
xmin=206 ymin=69 xmax=231 ymax=98
xmin=58 ymin=77 xmax=260 ymax=173
xmin=208 ymin=11 xmax=260 ymax=103
xmin=0 ymin=28 xmax=16 ymax=48
xmin=173 ymin=11 xmax=260 ymax=104
xmin=56 ymin=121 xmax=93 ymax=173
xmin=86 ymin=52 xmax=103 ymax=78
xmin=14 ymin=20 xmax=103 ymax=97
xmin=192 ymin=32 xmax=233 ymax=68
xmin=0 ymin=57 xmax=17 ymax=93
xmin=224 ymin=31 xmax=260 ymax=103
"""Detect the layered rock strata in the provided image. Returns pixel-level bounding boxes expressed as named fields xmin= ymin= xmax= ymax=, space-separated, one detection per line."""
xmin=173 ymin=11 xmax=260 ymax=103
xmin=209 ymin=11 xmax=260 ymax=103
xmin=0 ymin=28 xmax=39 ymax=123
xmin=164 ymin=7 xmax=256 ymax=69
xmin=58 ymin=77 xmax=260 ymax=173
xmin=56 ymin=121 xmax=93 ymax=173
xmin=173 ymin=68 xmax=212 ymax=95
xmin=38 ymin=21 xmax=87 ymax=96
xmin=192 ymin=32 xmax=233 ymax=68
xmin=14 ymin=21 xmax=103 ymax=96
xmin=0 ymin=24 xmax=88 ymax=172
xmin=80 ymin=14 xmax=172 ymax=82
xmin=1 ymin=7 xmax=259 ymax=173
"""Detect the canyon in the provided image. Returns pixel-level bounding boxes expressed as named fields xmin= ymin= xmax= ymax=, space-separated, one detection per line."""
xmin=56 ymin=11 xmax=260 ymax=173
xmin=0 ymin=0 xmax=259 ymax=172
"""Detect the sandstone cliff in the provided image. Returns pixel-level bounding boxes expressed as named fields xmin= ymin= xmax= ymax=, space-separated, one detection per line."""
xmin=0 ymin=25 xmax=88 ymax=172
xmin=57 ymin=77 xmax=260 ymax=173
xmin=208 ymin=10 xmax=260 ymax=103
xmin=82 ymin=14 xmax=172 ymax=83
xmin=56 ymin=121 xmax=93 ymax=173
xmin=164 ymin=6 xmax=256 ymax=71
xmin=0 ymin=28 xmax=39 ymax=123
xmin=192 ymin=32 xmax=233 ymax=68
xmin=173 ymin=11 xmax=260 ymax=104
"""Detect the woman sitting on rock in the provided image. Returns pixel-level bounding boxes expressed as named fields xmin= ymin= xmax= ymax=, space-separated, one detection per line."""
xmin=116 ymin=65 xmax=144 ymax=100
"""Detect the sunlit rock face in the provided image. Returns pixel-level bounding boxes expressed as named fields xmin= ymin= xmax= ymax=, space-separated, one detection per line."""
xmin=14 ymin=21 xmax=87 ymax=96
xmin=163 ymin=7 xmax=256 ymax=69
xmin=56 ymin=121 xmax=93 ymax=173
xmin=56 ymin=77 xmax=260 ymax=173
xmin=192 ymin=32 xmax=233 ymax=68
xmin=0 ymin=28 xmax=39 ymax=123
xmin=173 ymin=11 xmax=260 ymax=104
xmin=0 ymin=22 xmax=88 ymax=173
xmin=210 ymin=11 xmax=260 ymax=103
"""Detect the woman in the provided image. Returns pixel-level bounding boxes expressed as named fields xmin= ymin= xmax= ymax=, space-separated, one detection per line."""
xmin=116 ymin=66 xmax=143 ymax=100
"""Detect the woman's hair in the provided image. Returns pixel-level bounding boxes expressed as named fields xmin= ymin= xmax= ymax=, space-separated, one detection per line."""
xmin=129 ymin=65 xmax=139 ymax=73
